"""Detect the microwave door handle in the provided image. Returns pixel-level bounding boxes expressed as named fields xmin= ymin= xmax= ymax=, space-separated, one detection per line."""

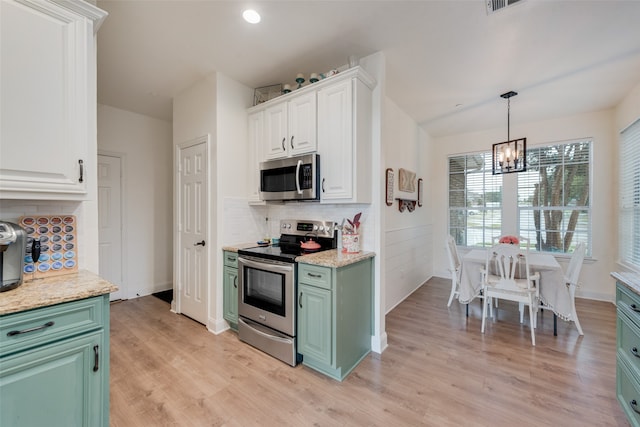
xmin=295 ymin=159 xmax=303 ymax=194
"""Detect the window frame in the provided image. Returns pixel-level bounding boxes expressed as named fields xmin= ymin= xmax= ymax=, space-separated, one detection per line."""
xmin=448 ymin=138 xmax=592 ymax=256
xmin=619 ymin=118 xmax=640 ymax=271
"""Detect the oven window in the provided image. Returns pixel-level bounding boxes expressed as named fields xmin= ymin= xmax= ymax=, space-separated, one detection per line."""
xmin=243 ymin=266 xmax=286 ymax=316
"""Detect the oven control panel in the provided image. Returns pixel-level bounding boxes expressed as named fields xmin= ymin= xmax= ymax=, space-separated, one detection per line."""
xmin=280 ymin=219 xmax=336 ymax=238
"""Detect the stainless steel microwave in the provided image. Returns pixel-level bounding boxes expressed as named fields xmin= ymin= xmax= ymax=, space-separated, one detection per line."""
xmin=259 ymin=154 xmax=319 ymax=201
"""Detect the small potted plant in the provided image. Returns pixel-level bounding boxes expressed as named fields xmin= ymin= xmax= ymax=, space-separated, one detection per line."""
xmin=342 ymin=212 xmax=361 ymax=253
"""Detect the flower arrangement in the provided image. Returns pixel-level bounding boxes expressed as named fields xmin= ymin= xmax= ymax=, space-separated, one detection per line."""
xmin=343 ymin=212 xmax=361 ymax=234
xmin=499 ymin=235 xmax=519 ymax=245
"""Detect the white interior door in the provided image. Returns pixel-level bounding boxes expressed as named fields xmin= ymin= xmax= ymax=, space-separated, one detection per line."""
xmin=177 ymin=138 xmax=208 ymax=324
xmin=97 ymin=154 xmax=124 ymax=301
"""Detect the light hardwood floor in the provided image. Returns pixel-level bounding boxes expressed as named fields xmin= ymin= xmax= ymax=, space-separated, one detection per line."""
xmin=110 ymin=277 xmax=629 ymax=426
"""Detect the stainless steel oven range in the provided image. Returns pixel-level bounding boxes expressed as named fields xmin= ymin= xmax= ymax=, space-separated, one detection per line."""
xmin=237 ymin=219 xmax=337 ymax=366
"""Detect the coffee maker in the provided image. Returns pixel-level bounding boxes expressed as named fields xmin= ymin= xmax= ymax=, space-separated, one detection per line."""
xmin=0 ymin=221 xmax=27 ymax=292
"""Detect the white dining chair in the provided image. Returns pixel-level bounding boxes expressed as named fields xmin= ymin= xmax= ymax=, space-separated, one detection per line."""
xmin=481 ymin=243 xmax=540 ymax=346
xmin=445 ymin=235 xmax=461 ymax=307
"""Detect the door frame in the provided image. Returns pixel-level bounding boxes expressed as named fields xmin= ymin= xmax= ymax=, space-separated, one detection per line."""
xmin=97 ymin=150 xmax=127 ymax=299
xmin=173 ymin=134 xmax=211 ymax=317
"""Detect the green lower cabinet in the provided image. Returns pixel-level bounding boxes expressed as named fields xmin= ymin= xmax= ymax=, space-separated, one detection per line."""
xmin=297 ymin=257 xmax=373 ymax=381
xmin=617 ymin=281 xmax=640 ymax=427
xmin=223 ymin=251 xmax=239 ymax=330
xmin=0 ymin=294 xmax=110 ymax=427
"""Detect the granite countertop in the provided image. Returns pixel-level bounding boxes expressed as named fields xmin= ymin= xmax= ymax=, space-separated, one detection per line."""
xmin=612 ymin=271 xmax=640 ymax=296
xmin=297 ymin=249 xmax=375 ymax=268
xmin=0 ymin=270 xmax=119 ymax=316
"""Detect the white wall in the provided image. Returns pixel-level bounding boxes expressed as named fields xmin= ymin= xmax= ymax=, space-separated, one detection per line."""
xmin=97 ymin=104 xmax=173 ymax=298
xmin=430 ymin=109 xmax=617 ymax=301
xmin=383 ymin=97 xmax=432 ymax=312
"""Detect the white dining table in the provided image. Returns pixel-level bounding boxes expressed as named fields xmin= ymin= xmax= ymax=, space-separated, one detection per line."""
xmin=458 ymin=249 xmax=574 ymax=323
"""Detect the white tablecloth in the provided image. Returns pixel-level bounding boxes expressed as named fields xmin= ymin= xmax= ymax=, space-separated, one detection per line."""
xmin=459 ymin=249 xmax=573 ymax=320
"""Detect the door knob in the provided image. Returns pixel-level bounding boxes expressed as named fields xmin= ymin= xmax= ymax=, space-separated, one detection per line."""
xmin=194 ymin=240 xmax=206 ymax=247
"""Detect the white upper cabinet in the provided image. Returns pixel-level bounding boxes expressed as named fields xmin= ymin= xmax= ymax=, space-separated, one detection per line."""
xmin=259 ymin=91 xmax=317 ymax=161
xmin=287 ymin=92 xmax=317 ymax=156
xmin=318 ymin=70 xmax=374 ymax=204
xmin=0 ymin=0 xmax=107 ymax=200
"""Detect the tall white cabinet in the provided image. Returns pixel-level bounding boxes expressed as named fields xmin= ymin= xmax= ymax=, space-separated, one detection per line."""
xmin=0 ymin=0 xmax=107 ymax=199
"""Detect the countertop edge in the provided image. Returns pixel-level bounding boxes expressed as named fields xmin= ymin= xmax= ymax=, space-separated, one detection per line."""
xmin=296 ymin=249 xmax=376 ymax=268
xmin=612 ymin=271 xmax=640 ymax=296
xmin=0 ymin=270 xmax=119 ymax=316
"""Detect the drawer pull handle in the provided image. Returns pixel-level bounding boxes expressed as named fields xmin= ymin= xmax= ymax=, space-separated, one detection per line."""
xmin=233 ymin=276 xmax=238 ymax=289
xmin=631 ymin=399 xmax=640 ymax=415
xmin=307 ymin=273 xmax=322 ymax=278
xmin=93 ymin=345 xmax=99 ymax=372
xmin=227 ymin=256 xmax=236 ymax=262
xmin=631 ymin=304 xmax=640 ymax=313
xmin=7 ymin=321 xmax=55 ymax=336
xmin=299 ymin=292 xmax=303 ymax=308
xmin=632 ymin=347 xmax=640 ymax=358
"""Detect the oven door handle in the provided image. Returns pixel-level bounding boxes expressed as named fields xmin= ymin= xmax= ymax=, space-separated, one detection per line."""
xmin=239 ymin=318 xmax=294 ymax=344
xmin=238 ymin=256 xmax=293 ymax=273
xmin=295 ymin=159 xmax=303 ymax=194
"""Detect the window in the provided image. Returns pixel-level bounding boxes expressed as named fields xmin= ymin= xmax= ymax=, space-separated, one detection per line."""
xmin=518 ymin=140 xmax=591 ymax=254
xmin=448 ymin=139 xmax=591 ymax=255
xmin=448 ymin=152 xmax=502 ymax=247
xmin=620 ymin=119 xmax=640 ymax=270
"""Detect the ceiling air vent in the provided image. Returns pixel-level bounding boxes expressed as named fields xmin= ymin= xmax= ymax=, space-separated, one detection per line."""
xmin=486 ymin=0 xmax=523 ymax=14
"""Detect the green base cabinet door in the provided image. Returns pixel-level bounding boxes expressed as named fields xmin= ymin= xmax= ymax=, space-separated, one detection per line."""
xmin=223 ymin=251 xmax=239 ymax=330
xmin=298 ymin=283 xmax=332 ymax=365
xmin=0 ymin=331 xmax=105 ymax=426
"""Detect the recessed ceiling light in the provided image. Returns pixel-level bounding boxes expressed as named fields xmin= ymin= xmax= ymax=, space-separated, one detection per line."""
xmin=243 ymin=9 xmax=261 ymax=24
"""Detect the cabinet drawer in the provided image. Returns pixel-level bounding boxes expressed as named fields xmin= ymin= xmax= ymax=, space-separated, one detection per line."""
xmin=298 ymin=264 xmax=332 ymax=290
xmin=0 ymin=296 xmax=105 ymax=357
xmin=223 ymin=251 xmax=238 ymax=268
xmin=618 ymin=284 xmax=640 ymax=327
xmin=619 ymin=311 xmax=640 ymax=377
xmin=618 ymin=355 xmax=640 ymax=427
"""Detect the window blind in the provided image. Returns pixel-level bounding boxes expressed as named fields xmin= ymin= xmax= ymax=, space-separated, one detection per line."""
xmin=620 ymin=118 xmax=640 ymax=269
